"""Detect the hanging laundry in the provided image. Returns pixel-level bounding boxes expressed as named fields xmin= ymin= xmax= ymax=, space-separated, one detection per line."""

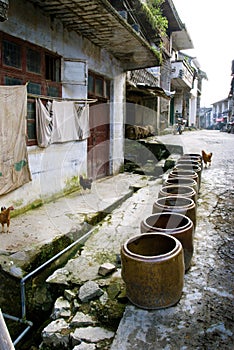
xmin=35 ymin=99 xmax=90 ymax=145
xmin=0 ymin=85 xmax=31 ymax=195
xmin=74 ymin=103 xmax=90 ymax=140
xmin=36 ymin=99 xmax=53 ymax=147
xmin=51 ymin=100 xmax=90 ymax=143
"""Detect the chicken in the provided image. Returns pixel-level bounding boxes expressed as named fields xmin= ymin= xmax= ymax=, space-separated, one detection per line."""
xmin=79 ymin=175 xmax=93 ymax=190
xmin=202 ymin=150 xmax=213 ymax=168
xmin=0 ymin=206 xmax=14 ymax=233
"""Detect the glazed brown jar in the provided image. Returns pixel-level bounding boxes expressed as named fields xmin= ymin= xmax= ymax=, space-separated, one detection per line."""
xmin=121 ymin=233 xmax=184 ymax=309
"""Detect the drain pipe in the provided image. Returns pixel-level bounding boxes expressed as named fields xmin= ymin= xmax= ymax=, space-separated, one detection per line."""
xmin=2 ymin=313 xmax=33 ymax=347
xmin=3 ymin=225 xmax=97 ymax=347
xmin=20 ymin=225 xmax=97 ymax=320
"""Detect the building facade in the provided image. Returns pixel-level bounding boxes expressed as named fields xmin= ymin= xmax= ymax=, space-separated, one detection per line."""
xmin=0 ymin=0 xmax=205 ymax=212
xmin=0 ymin=0 xmax=162 ymax=210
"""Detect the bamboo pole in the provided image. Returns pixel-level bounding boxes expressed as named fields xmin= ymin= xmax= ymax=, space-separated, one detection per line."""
xmin=27 ymin=92 xmax=97 ymax=103
xmin=0 ymin=309 xmax=15 ymax=350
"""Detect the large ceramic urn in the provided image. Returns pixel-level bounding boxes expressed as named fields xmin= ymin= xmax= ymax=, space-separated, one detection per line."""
xmin=140 ymin=212 xmax=194 ymax=271
xmin=159 ymin=184 xmax=197 ymax=204
xmin=152 ymin=195 xmax=197 ymax=229
xmin=121 ymin=233 xmax=184 ymax=309
xmin=164 ymin=177 xmax=198 ymax=194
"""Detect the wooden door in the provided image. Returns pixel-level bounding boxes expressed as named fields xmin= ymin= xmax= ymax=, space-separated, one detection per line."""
xmin=88 ymin=102 xmax=110 ymax=179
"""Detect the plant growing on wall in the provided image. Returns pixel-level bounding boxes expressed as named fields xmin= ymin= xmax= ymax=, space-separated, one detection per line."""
xmin=142 ymin=0 xmax=168 ymax=37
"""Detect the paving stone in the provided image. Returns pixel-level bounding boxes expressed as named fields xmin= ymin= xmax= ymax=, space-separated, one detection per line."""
xmin=72 ymin=326 xmax=114 ymax=343
xmin=78 ymin=281 xmax=103 ymax=302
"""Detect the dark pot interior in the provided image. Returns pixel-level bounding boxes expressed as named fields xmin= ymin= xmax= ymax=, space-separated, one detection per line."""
xmin=175 ymin=164 xmax=201 ymax=171
xmin=145 ymin=213 xmax=188 ymax=230
xmin=166 ymin=178 xmax=196 ymax=187
xmin=127 ymin=234 xmax=176 ymax=256
xmin=170 ymin=170 xmax=196 ymax=176
xmin=161 ymin=186 xmax=193 ymax=196
xmin=156 ymin=196 xmax=191 ymax=207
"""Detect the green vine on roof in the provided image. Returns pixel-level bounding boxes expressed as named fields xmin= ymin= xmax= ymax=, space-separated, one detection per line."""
xmin=143 ymin=0 xmax=168 ymax=37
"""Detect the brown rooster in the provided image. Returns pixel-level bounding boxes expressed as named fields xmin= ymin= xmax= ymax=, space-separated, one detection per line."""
xmin=0 ymin=206 xmax=14 ymax=233
xmin=202 ymin=150 xmax=213 ymax=168
xmin=79 ymin=175 xmax=93 ymax=190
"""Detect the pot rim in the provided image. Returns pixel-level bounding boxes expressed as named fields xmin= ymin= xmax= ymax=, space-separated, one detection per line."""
xmin=175 ymin=164 xmax=201 ymax=171
xmin=165 ymin=177 xmax=198 ymax=191
xmin=183 ymin=153 xmax=202 ymax=157
xmin=160 ymin=184 xmax=196 ymax=197
xmin=154 ymin=196 xmax=195 ymax=210
xmin=122 ymin=232 xmax=182 ymax=261
xmin=142 ymin=212 xmax=193 ymax=234
xmin=165 ymin=177 xmax=197 ymax=185
xmin=177 ymin=160 xmax=202 ymax=166
xmin=169 ymin=170 xmax=198 ymax=179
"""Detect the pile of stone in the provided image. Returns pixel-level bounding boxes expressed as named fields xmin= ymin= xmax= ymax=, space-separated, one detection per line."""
xmin=40 ymin=263 xmax=126 ymax=350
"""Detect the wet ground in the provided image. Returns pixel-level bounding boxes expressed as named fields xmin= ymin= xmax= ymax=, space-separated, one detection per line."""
xmin=1 ymin=130 xmax=233 ymax=349
xmin=111 ymin=130 xmax=234 ymax=349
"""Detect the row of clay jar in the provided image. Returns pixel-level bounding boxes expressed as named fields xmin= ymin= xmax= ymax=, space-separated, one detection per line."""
xmin=120 ymin=153 xmax=203 ymax=310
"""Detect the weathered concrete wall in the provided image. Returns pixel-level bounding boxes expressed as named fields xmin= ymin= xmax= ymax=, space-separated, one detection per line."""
xmin=0 ymin=0 xmax=125 ymax=209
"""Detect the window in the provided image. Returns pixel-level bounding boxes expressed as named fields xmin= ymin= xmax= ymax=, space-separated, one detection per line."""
xmin=88 ymin=75 xmax=94 ymax=94
xmin=45 ymin=54 xmax=60 ymax=82
xmin=88 ymin=72 xmax=110 ymax=99
xmin=47 ymin=85 xmax=60 ymax=97
xmin=27 ymin=48 xmax=41 ymax=74
xmin=0 ymin=32 xmax=62 ymax=146
xmin=4 ymin=76 xmax=22 ymax=85
xmin=27 ymin=100 xmax=37 ymax=146
xmin=95 ymin=77 xmax=104 ymax=96
xmin=3 ymin=39 xmax=21 ymax=68
xmin=27 ymin=82 xmax=41 ymax=95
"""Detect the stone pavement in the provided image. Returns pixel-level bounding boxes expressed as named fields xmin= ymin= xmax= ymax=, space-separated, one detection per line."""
xmin=0 ymin=173 xmax=150 ymax=274
xmin=41 ymin=144 xmax=233 ymax=350
xmin=110 ymin=131 xmax=234 ymax=349
xmin=1 ymin=130 xmax=233 ymax=349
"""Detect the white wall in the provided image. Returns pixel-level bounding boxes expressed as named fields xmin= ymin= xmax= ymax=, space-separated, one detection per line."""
xmin=0 ymin=0 xmax=125 ymax=209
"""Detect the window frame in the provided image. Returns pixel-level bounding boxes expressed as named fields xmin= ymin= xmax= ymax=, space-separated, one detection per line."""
xmin=88 ymin=71 xmax=110 ymax=100
xmin=0 ymin=31 xmax=62 ymax=146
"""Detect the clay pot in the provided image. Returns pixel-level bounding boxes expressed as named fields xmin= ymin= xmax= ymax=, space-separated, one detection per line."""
xmin=174 ymin=163 xmax=201 ymax=189
xmin=152 ymin=195 xmax=197 ymax=229
xmin=183 ymin=153 xmax=202 ymax=159
xmin=159 ymin=184 xmax=197 ymax=204
xmin=180 ymin=154 xmax=203 ymax=170
xmin=177 ymin=159 xmax=202 ymax=171
xmin=164 ymin=177 xmax=198 ymax=194
xmin=140 ymin=212 xmax=194 ymax=271
xmin=121 ymin=233 xmax=184 ymax=309
xmin=169 ymin=169 xmax=199 ymax=187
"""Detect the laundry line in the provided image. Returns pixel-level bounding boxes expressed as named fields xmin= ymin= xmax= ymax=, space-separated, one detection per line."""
xmin=27 ymin=92 xmax=97 ymax=104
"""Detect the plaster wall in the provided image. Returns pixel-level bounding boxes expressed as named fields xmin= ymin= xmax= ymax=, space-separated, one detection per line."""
xmin=0 ymin=0 xmax=125 ymax=209
xmin=189 ymin=80 xmax=198 ymax=126
xmin=189 ymin=96 xmax=197 ymax=126
xmin=174 ymin=94 xmax=183 ymax=117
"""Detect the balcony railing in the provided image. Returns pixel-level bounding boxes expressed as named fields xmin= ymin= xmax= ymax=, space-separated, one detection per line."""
xmin=127 ymin=69 xmax=159 ymax=87
xmin=171 ymin=60 xmax=194 ymax=89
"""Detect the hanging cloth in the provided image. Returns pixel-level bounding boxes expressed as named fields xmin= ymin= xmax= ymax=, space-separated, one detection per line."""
xmin=74 ymin=103 xmax=90 ymax=140
xmin=35 ymin=99 xmax=90 ymax=145
xmin=51 ymin=100 xmax=90 ymax=143
xmin=36 ymin=98 xmax=53 ymax=148
xmin=51 ymin=101 xmax=80 ymax=143
xmin=0 ymin=85 xmax=31 ymax=195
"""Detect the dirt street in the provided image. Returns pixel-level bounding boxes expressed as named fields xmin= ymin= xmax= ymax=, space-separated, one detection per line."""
xmin=2 ymin=130 xmax=233 ymax=350
xmin=112 ymin=130 xmax=234 ymax=349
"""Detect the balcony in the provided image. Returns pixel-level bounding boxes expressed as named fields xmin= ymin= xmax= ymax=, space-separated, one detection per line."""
xmin=28 ymin=0 xmax=162 ymax=71
xmin=171 ymin=60 xmax=194 ymax=89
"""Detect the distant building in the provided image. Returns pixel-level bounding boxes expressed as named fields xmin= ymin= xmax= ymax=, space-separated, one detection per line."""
xmin=211 ymin=98 xmax=230 ymax=129
xmin=199 ymin=107 xmax=212 ymax=129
